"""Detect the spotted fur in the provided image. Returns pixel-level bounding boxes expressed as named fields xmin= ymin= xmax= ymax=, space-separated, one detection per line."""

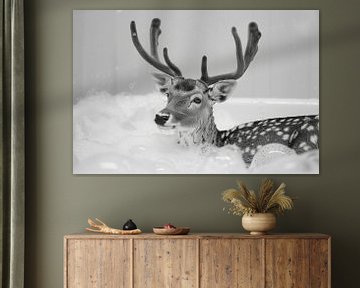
xmin=153 ymin=77 xmax=319 ymax=167
xmin=216 ymin=115 xmax=319 ymax=165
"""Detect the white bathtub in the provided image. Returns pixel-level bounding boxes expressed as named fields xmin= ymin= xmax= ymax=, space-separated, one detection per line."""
xmin=215 ymin=98 xmax=319 ymax=130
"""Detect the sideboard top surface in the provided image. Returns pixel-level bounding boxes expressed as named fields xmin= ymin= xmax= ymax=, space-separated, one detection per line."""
xmin=64 ymin=232 xmax=330 ymax=240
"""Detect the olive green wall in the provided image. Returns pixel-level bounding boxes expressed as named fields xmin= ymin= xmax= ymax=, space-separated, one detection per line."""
xmin=24 ymin=0 xmax=360 ymax=287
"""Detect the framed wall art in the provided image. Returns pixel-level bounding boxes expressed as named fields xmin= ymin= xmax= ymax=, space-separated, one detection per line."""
xmin=73 ymin=10 xmax=319 ymax=174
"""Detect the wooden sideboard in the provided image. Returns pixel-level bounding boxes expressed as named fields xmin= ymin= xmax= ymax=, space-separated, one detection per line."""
xmin=64 ymin=233 xmax=330 ymax=288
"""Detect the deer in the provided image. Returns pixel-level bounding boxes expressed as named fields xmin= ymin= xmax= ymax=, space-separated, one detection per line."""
xmin=130 ymin=18 xmax=319 ymax=167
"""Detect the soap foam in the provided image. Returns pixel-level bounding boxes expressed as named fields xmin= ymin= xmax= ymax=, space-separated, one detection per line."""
xmin=73 ymin=92 xmax=319 ymax=174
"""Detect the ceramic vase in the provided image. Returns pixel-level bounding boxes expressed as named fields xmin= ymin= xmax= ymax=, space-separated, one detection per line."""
xmin=242 ymin=213 xmax=276 ymax=235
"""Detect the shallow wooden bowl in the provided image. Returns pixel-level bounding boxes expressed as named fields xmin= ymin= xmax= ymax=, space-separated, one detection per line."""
xmin=153 ymin=227 xmax=190 ymax=235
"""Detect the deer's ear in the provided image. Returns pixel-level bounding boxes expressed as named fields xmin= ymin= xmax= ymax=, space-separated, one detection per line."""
xmin=208 ymin=80 xmax=237 ymax=103
xmin=153 ymin=73 xmax=173 ymax=93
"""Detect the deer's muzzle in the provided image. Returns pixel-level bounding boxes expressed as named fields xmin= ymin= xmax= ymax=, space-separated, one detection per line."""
xmin=155 ymin=113 xmax=170 ymax=126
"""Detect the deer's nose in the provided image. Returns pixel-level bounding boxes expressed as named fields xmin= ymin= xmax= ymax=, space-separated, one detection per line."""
xmin=155 ymin=113 xmax=170 ymax=126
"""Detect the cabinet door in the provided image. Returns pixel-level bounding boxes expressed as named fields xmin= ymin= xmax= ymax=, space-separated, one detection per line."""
xmin=134 ymin=239 xmax=198 ymax=288
xmin=266 ymin=239 xmax=310 ymax=287
xmin=66 ymin=239 xmax=131 ymax=288
xmin=200 ymin=239 xmax=264 ymax=288
xmin=309 ymin=239 xmax=330 ymax=288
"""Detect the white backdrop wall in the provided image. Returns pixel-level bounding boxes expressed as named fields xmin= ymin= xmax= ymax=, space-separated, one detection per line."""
xmin=73 ymin=10 xmax=319 ymax=102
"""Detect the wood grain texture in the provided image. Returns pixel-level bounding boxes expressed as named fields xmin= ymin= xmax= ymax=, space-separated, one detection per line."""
xmin=200 ymin=239 xmax=264 ymax=288
xmin=133 ymin=239 xmax=198 ymax=288
xmin=64 ymin=234 xmax=331 ymax=288
xmin=310 ymin=239 xmax=330 ymax=288
xmin=66 ymin=239 xmax=131 ymax=288
xmin=65 ymin=233 xmax=330 ymax=240
xmin=265 ymin=239 xmax=310 ymax=288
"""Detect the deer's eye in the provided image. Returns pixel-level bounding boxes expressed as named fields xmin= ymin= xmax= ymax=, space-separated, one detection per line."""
xmin=192 ymin=97 xmax=202 ymax=104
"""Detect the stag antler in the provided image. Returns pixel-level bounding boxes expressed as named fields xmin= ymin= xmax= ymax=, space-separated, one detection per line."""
xmin=86 ymin=218 xmax=142 ymax=235
xmin=201 ymin=22 xmax=261 ymax=85
xmin=130 ymin=18 xmax=182 ymax=77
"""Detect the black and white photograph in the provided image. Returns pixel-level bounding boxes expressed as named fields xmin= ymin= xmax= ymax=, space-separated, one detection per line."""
xmin=73 ymin=10 xmax=319 ymax=174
